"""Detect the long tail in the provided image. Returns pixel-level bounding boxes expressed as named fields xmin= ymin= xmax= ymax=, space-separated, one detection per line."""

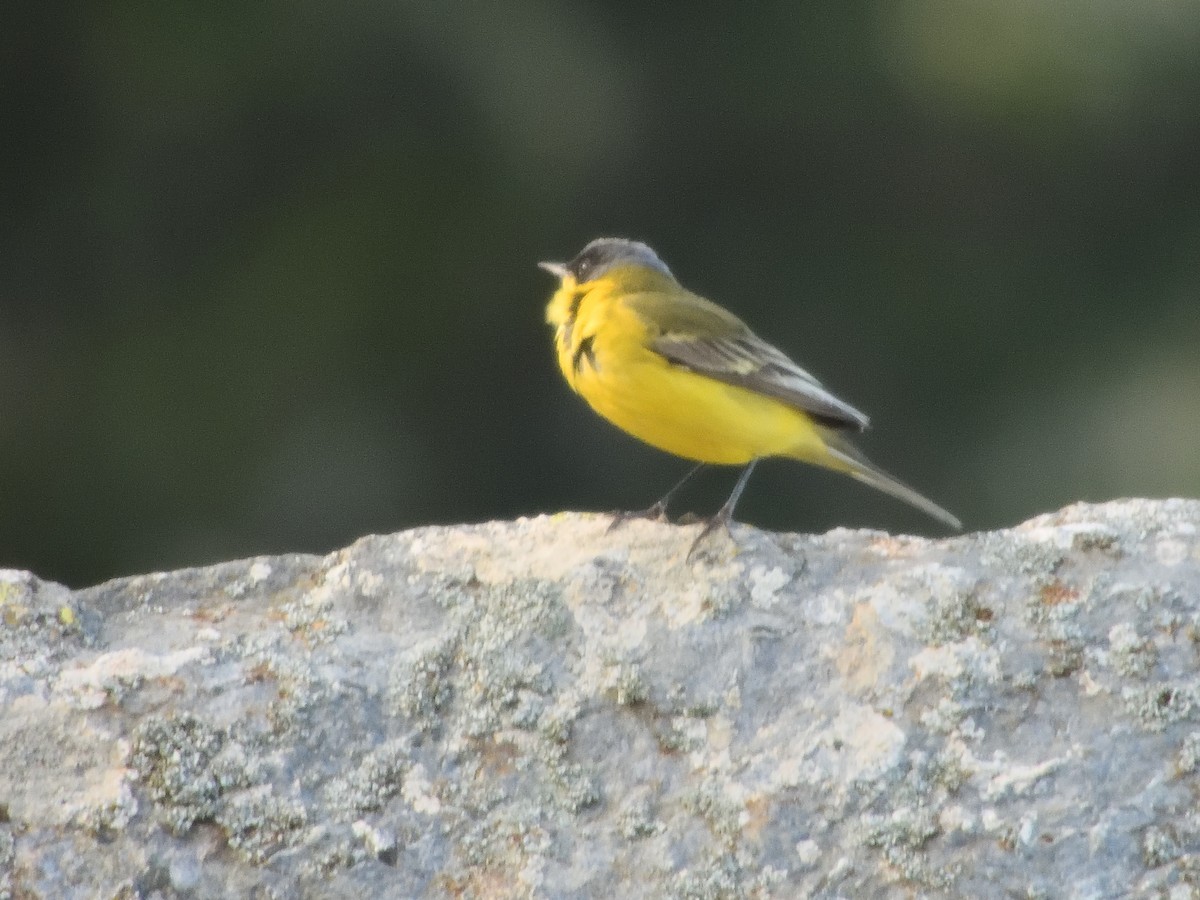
xmin=821 ymin=436 xmax=962 ymax=530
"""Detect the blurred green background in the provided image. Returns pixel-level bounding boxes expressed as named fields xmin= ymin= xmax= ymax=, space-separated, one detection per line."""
xmin=4 ymin=2 xmax=1199 ymax=586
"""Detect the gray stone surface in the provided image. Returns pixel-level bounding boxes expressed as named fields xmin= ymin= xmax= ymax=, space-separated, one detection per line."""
xmin=2 ymin=499 xmax=1200 ymax=898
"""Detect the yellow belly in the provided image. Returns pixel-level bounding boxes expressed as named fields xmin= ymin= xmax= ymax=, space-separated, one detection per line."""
xmin=567 ymin=338 xmax=828 ymax=466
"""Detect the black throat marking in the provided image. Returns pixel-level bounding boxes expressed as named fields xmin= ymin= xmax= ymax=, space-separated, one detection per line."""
xmin=558 ymin=288 xmax=586 ymax=353
xmin=572 ymin=334 xmax=597 ymax=374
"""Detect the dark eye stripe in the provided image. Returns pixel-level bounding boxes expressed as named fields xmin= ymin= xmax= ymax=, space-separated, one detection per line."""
xmin=568 ymin=250 xmax=600 ymax=281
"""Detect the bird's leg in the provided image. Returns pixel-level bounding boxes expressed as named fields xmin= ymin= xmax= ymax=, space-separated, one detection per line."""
xmin=608 ymin=463 xmax=706 ymax=533
xmin=686 ymin=460 xmax=759 ymax=560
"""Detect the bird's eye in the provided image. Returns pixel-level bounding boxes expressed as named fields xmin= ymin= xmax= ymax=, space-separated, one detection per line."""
xmin=574 ymin=259 xmax=592 ymax=280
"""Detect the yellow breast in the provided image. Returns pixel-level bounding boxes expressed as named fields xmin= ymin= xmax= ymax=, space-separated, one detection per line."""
xmin=547 ymin=280 xmax=827 ymax=465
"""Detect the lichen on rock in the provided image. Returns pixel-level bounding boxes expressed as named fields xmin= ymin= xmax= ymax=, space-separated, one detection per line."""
xmin=2 ymin=499 xmax=1200 ymax=896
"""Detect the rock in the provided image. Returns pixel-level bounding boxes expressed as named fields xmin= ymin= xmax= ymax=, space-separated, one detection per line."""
xmin=2 ymin=499 xmax=1200 ymax=898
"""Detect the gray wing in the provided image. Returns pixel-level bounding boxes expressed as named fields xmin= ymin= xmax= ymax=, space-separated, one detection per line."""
xmin=653 ymin=331 xmax=870 ymax=431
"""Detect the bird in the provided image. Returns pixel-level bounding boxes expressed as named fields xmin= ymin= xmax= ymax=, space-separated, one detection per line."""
xmin=540 ymin=237 xmax=960 ymax=557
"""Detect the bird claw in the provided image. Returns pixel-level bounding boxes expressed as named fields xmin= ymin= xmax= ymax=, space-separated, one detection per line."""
xmin=607 ymin=501 xmax=669 ymax=533
xmin=685 ymin=512 xmax=735 ymax=562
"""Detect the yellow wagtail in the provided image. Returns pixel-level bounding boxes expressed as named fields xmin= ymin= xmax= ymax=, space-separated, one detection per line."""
xmin=541 ymin=238 xmax=960 ymax=556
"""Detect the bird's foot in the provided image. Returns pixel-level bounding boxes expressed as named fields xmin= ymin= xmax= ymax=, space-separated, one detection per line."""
xmin=607 ymin=501 xmax=670 ymax=533
xmin=685 ymin=510 xmax=737 ymax=562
